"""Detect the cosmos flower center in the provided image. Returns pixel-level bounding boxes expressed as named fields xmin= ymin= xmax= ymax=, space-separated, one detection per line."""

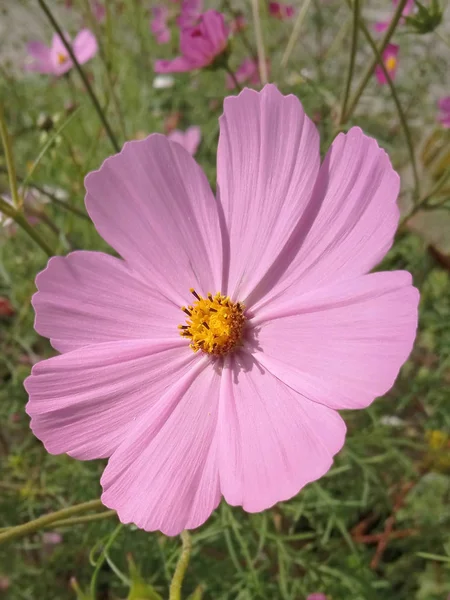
xmin=179 ymin=289 xmax=246 ymax=355
xmin=57 ymin=52 xmax=68 ymax=65
xmin=386 ymin=56 xmax=397 ymax=71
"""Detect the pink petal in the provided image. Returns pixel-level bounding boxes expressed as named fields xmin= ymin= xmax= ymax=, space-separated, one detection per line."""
xmin=250 ymin=127 xmax=400 ymax=310
xmin=32 ymin=251 xmax=180 ymax=353
xmin=154 ymin=56 xmax=195 ymax=72
xmin=218 ymin=353 xmax=346 ymax=512
xmin=101 ymin=358 xmax=221 ymax=535
xmin=25 ymin=41 xmax=54 ymax=73
xmin=85 ymin=134 xmax=223 ymax=305
xmin=50 ymin=32 xmax=73 ymax=76
xmin=251 ymin=271 xmax=419 ymax=411
xmin=184 ymin=125 xmax=202 ymax=155
xmin=25 ymin=340 xmax=194 ymax=460
xmin=373 ymin=20 xmax=389 ymax=32
xmin=217 ymin=85 xmax=320 ymax=301
xmin=73 ymin=29 xmax=98 ymax=64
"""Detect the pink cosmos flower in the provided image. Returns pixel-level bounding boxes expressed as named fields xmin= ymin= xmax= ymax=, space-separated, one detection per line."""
xmin=154 ymin=10 xmax=229 ymax=73
xmin=437 ymin=97 xmax=450 ymax=128
xmin=226 ymin=58 xmax=266 ymax=90
xmin=268 ymin=2 xmax=295 ymax=19
xmin=177 ymin=0 xmax=203 ymax=28
xmin=151 ymin=6 xmax=171 ymax=44
xmin=25 ymin=29 xmax=97 ymax=77
xmin=375 ymin=43 xmax=399 ymax=84
xmin=92 ymin=1 xmax=106 ymax=23
xmin=374 ymin=0 xmax=414 ymax=32
xmin=25 ymin=85 xmax=418 ymax=536
xmin=167 ymin=126 xmax=201 ymax=155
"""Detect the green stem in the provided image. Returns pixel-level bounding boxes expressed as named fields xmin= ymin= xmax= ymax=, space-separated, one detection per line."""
xmin=280 ymin=0 xmax=314 ymax=70
xmin=342 ymin=0 xmax=409 ymax=123
xmin=354 ymin=10 xmax=420 ymax=196
xmin=50 ymin=510 xmax=117 ymax=528
xmin=37 ymin=0 xmax=120 ymax=153
xmin=339 ymin=0 xmax=359 ymax=122
xmin=399 ymin=168 xmax=450 ymax=228
xmin=251 ymin=0 xmax=268 ymax=85
xmin=90 ymin=524 xmax=123 ymax=599
xmin=0 ymin=499 xmax=104 ymax=545
xmin=169 ymin=531 xmax=193 ymax=600
xmin=0 ymin=103 xmax=22 ymax=210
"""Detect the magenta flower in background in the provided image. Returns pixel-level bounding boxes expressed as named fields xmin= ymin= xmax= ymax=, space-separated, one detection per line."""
xmin=154 ymin=10 xmax=229 ymax=73
xmin=151 ymin=6 xmax=171 ymax=44
xmin=177 ymin=0 xmax=203 ymax=28
xmin=437 ymin=97 xmax=450 ymax=128
xmin=91 ymin=0 xmax=106 ymax=23
xmin=25 ymin=29 xmax=97 ymax=77
xmin=268 ymin=2 xmax=295 ymax=19
xmin=375 ymin=43 xmax=399 ymax=84
xmin=167 ymin=126 xmax=201 ymax=155
xmin=374 ymin=0 xmax=414 ymax=32
xmin=25 ymin=85 xmax=418 ymax=536
xmin=230 ymin=12 xmax=247 ymax=33
xmin=226 ymin=58 xmax=261 ymax=90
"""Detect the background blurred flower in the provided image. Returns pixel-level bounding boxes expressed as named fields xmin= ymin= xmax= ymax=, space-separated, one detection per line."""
xmin=437 ymin=96 xmax=450 ymax=128
xmin=226 ymin=57 xmax=262 ymax=89
xmin=268 ymin=2 xmax=295 ymax=19
xmin=91 ymin=1 xmax=106 ymax=23
xmin=42 ymin=531 xmax=63 ymax=545
xmin=177 ymin=0 xmax=203 ymax=28
xmin=151 ymin=6 xmax=171 ymax=44
xmin=375 ymin=43 xmax=399 ymax=84
xmin=167 ymin=126 xmax=201 ymax=155
xmin=230 ymin=12 xmax=247 ymax=33
xmin=154 ymin=10 xmax=229 ymax=73
xmin=153 ymin=74 xmax=175 ymax=89
xmin=307 ymin=595 xmax=327 ymax=600
xmin=25 ymin=29 xmax=97 ymax=77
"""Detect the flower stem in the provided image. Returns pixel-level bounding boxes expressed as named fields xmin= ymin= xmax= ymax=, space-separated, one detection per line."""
xmin=280 ymin=0 xmax=314 ymax=70
xmin=341 ymin=0 xmax=409 ymax=123
xmin=354 ymin=9 xmax=420 ymax=196
xmin=339 ymin=0 xmax=359 ymax=122
xmin=0 ymin=499 xmax=104 ymax=545
xmin=169 ymin=530 xmax=193 ymax=600
xmin=50 ymin=510 xmax=117 ymax=528
xmin=90 ymin=524 xmax=123 ymax=599
xmin=37 ymin=0 xmax=120 ymax=153
xmin=251 ymin=0 xmax=268 ymax=85
xmin=0 ymin=103 xmax=22 ymax=210
xmin=399 ymin=168 xmax=450 ymax=229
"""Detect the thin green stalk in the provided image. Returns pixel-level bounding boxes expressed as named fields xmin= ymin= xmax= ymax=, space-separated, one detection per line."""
xmin=90 ymin=524 xmax=123 ymax=598
xmin=355 ymin=12 xmax=420 ymax=195
xmin=280 ymin=0 xmax=314 ymax=70
xmin=0 ymin=499 xmax=104 ymax=545
xmin=37 ymin=0 xmax=120 ymax=153
xmin=169 ymin=531 xmax=193 ymax=600
xmin=339 ymin=0 xmax=359 ymax=122
xmin=342 ymin=0 xmax=409 ymax=123
xmin=251 ymin=0 xmax=268 ymax=84
xmin=323 ymin=14 xmax=351 ymax=61
xmin=50 ymin=510 xmax=117 ymax=528
xmin=399 ymin=168 xmax=450 ymax=228
xmin=0 ymin=104 xmax=22 ymax=210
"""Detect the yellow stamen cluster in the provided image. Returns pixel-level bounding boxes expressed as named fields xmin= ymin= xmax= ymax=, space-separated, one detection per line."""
xmin=57 ymin=52 xmax=68 ymax=65
xmin=386 ymin=56 xmax=397 ymax=72
xmin=179 ymin=289 xmax=246 ymax=355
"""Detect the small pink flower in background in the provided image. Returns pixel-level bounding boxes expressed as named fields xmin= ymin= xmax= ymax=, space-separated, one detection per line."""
xmin=0 ymin=296 xmax=15 ymax=317
xmin=374 ymin=0 xmax=414 ymax=32
xmin=1 ymin=190 xmax=47 ymax=236
xmin=25 ymin=29 xmax=97 ymax=77
xmin=437 ymin=97 xmax=450 ymax=128
xmin=375 ymin=43 xmax=399 ymax=84
xmin=268 ymin=2 xmax=295 ymax=19
xmin=167 ymin=126 xmax=201 ymax=155
xmin=91 ymin=1 xmax=106 ymax=23
xmin=26 ymin=85 xmax=418 ymax=536
xmin=226 ymin=58 xmax=261 ymax=89
xmin=231 ymin=12 xmax=247 ymax=33
xmin=42 ymin=531 xmax=63 ymax=545
xmin=151 ymin=6 xmax=171 ymax=44
xmin=307 ymin=595 xmax=327 ymax=600
xmin=177 ymin=0 xmax=203 ymax=28
xmin=154 ymin=10 xmax=229 ymax=73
